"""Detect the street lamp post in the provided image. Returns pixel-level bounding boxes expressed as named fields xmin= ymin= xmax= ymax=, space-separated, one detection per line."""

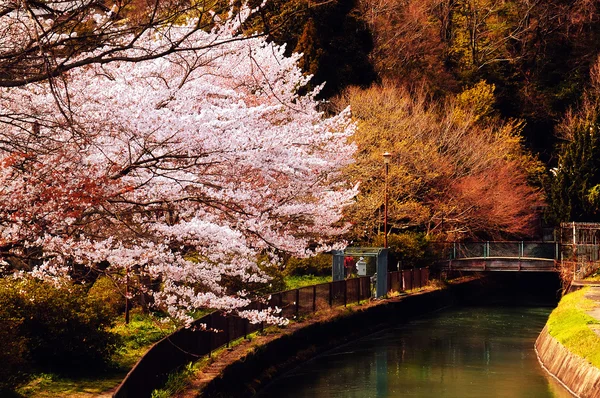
xmin=383 ymin=152 xmax=391 ymax=248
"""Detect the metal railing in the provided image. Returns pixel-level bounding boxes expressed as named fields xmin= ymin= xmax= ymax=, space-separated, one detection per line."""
xmin=388 ymin=268 xmax=429 ymax=292
xmin=113 ymin=269 xmax=429 ymax=397
xmin=429 ymin=241 xmax=559 ymax=261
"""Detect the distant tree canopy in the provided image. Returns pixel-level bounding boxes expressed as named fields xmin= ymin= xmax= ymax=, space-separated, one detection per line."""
xmin=355 ymin=0 xmax=600 ymax=157
xmin=243 ymin=0 xmax=600 ymax=162
xmin=549 ymin=126 xmax=600 ymax=223
xmin=247 ymin=0 xmax=376 ymax=98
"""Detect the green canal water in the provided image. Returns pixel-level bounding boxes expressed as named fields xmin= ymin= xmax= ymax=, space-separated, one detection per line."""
xmin=256 ymin=306 xmax=572 ymax=397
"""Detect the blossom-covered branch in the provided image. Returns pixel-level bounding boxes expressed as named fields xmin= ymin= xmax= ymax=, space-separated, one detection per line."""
xmin=0 ymin=16 xmax=357 ymax=324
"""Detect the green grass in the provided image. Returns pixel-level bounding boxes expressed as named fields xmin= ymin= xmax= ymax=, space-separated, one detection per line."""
xmin=151 ymin=362 xmax=196 ymax=398
xmin=547 ymin=288 xmax=600 ymax=367
xmin=585 ymin=271 xmax=600 ymax=281
xmin=284 ymin=275 xmax=331 ymax=290
xmin=16 ymin=373 xmax=124 ymax=398
xmin=16 ymin=312 xmax=175 ymax=398
xmin=111 ymin=313 xmax=176 ymax=369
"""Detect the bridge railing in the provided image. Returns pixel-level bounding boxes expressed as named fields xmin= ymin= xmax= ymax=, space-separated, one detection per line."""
xmin=429 ymin=241 xmax=559 ymax=261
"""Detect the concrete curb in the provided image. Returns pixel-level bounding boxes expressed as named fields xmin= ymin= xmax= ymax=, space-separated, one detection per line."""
xmin=535 ymin=325 xmax=600 ymax=398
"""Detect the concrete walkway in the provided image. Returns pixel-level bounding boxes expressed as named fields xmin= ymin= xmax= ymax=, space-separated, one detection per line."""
xmin=582 ymin=285 xmax=600 ymax=337
xmin=572 ymin=280 xmax=600 ymax=287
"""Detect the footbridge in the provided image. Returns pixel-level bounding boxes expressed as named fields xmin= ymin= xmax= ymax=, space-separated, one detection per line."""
xmin=435 ymin=241 xmax=559 ymax=272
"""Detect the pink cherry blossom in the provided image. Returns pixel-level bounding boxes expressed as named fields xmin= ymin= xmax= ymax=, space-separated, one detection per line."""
xmin=0 ymin=11 xmax=357 ymax=323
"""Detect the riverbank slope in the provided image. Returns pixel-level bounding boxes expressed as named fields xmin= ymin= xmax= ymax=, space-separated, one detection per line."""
xmin=536 ymin=286 xmax=600 ymax=397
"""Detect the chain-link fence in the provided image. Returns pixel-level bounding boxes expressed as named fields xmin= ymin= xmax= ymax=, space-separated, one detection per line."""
xmin=557 ymin=223 xmax=600 ymax=280
xmin=561 ymin=244 xmax=600 ymax=263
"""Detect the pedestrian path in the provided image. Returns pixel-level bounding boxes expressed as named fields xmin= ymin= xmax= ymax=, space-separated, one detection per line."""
xmin=583 ymin=286 xmax=600 ymax=337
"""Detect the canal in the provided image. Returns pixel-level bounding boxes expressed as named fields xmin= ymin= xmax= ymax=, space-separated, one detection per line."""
xmin=256 ymin=305 xmax=572 ymax=397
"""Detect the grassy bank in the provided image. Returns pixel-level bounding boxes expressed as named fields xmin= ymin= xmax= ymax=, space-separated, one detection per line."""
xmin=15 ymin=313 xmax=175 ymax=397
xmin=547 ymin=287 xmax=600 ymax=368
xmin=284 ymin=275 xmax=330 ymax=290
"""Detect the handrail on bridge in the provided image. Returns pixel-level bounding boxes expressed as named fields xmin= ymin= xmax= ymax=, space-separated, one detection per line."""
xmin=430 ymin=241 xmax=560 ymax=261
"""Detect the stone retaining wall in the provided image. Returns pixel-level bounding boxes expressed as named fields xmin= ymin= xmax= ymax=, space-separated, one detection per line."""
xmin=535 ymin=326 xmax=600 ymax=398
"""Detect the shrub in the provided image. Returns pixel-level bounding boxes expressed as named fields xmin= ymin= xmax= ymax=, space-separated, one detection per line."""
xmin=87 ymin=275 xmax=126 ymax=317
xmin=218 ymin=256 xmax=287 ymax=296
xmin=0 ymin=277 xmax=120 ymax=377
xmin=284 ymin=254 xmax=332 ymax=276
xmin=258 ymin=259 xmax=287 ymax=293
xmin=373 ymin=232 xmax=429 ymax=268
xmin=0 ymin=319 xmax=29 ymax=392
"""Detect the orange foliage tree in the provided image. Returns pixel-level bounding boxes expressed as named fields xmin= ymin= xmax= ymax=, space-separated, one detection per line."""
xmin=338 ymin=81 xmax=544 ymax=242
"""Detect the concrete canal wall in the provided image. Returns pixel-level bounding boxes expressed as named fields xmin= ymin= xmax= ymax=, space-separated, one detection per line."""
xmin=536 ymin=325 xmax=600 ymax=397
xmin=184 ymin=277 xmax=490 ymax=398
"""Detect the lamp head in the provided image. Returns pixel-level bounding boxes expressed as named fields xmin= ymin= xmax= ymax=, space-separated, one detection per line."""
xmin=382 ymin=152 xmax=392 ymax=164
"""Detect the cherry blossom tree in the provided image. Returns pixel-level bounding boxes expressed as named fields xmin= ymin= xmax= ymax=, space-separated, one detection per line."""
xmin=0 ymin=11 xmax=357 ymax=325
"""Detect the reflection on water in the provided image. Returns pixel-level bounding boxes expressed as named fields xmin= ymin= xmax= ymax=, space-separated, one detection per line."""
xmin=256 ymin=307 xmax=572 ymax=398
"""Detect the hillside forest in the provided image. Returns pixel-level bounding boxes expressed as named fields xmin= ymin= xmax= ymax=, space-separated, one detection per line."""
xmin=248 ymin=0 xmax=600 ymax=234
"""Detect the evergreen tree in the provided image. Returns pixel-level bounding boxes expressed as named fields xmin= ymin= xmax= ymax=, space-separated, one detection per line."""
xmin=246 ymin=0 xmax=375 ymax=98
xmin=549 ymin=122 xmax=600 ymax=223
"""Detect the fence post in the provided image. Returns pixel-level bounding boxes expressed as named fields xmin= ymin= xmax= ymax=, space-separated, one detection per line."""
xmin=259 ymin=302 xmax=264 ymax=333
xmin=343 ymin=280 xmax=347 ymax=307
xmin=329 ymin=282 xmax=333 ymax=307
xmin=313 ymin=285 xmax=317 ymax=313
xmin=520 ymin=241 xmax=524 ymax=258
xmin=376 ymin=249 xmax=389 ymax=298
xmin=332 ymin=250 xmax=345 ymax=281
xmin=277 ymin=292 xmax=283 ymax=311
xmin=208 ymin=312 xmax=213 ymax=358
xmin=225 ymin=315 xmax=230 ymax=348
xmin=357 ymin=278 xmax=361 ymax=305
xmin=295 ymin=289 xmax=300 ymax=316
